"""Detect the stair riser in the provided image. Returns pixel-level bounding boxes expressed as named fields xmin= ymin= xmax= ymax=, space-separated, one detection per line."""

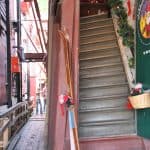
xmin=79 ymin=110 xmax=134 ymax=123
xmin=80 ymin=36 xmax=116 ymax=46
xmin=80 ymin=75 xmax=127 ymax=88
xmin=80 ymin=25 xmax=114 ymax=36
xmin=80 ymin=30 xmax=115 ymax=39
xmin=79 ymin=122 xmax=135 ymax=138
xmin=80 ymin=49 xmax=120 ymax=60
xmin=80 ymin=14 xmax=108 ymax=23
xmin=80 ymin=85 xmax=129 ymax=98
xmin=80 ymin=56 xmax=121 ymax=68
xmin=79 ymin=98 xmax=128 ymax=111
xmin=80 ymin=41 xmax=117 ymax=51
xmin=80 ymin=34 xmax=116 ymax=44
xmin=80 ymin=65 xmax=124 ymax=77
xmin=80 ymin=19 xmax=113 ymax=29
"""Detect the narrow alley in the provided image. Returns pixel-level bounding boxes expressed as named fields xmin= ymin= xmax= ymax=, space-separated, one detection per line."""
xmin=1 ymin=0 xmax=150 ymax=150
xmin=7 ymin=113 xmax=47 ymax=150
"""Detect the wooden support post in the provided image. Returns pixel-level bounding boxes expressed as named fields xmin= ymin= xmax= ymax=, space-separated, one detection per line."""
xmin=0 ymin=118 xmax=9 ymax=150
xmin=31 ymin=2 xmax=45 ymax=53
xmin=33 ymin=0 xmax=47 ymax=50
xmin=58 ymin=30 xmax=80 ymax=150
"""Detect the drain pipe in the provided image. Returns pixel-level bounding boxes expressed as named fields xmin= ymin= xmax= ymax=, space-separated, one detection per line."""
xmin=6 ymin=0 xmax=12 ymax=108
xmin=16 ymin=0 xmax=22 ymax=102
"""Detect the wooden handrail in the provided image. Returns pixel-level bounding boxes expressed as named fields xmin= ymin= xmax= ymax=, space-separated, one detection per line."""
xmin=0 ymin=102 xmax=27 ymax=118
xmin=0 ymin=118 xmax=9 ymax=137
xmin=0 ymin=101 xmax=33 ymax=148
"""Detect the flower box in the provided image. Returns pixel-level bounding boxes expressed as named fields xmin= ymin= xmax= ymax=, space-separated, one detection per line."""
xmin=128 ymin=93 xmax=150 ymax=109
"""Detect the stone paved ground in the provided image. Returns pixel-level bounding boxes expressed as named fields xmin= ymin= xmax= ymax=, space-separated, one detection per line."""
xmin=7 ymin=113 xmax=47 ymax=150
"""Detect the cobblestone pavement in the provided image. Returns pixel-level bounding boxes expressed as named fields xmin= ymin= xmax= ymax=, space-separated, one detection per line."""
xmin=8 ymin=114 xmax=47 ymax=150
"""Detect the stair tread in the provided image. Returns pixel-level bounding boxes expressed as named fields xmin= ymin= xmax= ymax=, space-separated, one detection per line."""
xmin=79 ymin=106 xmax=128 ymax=113
xmin=80 ymin=13 xmax=108 ymax=20
xmin=80 ymin=36 xmax=116 ymax=45
xmin=80 ymin=71 xmax=125 ymax=79
xmin=80 ymin=53 xmax=120 ymax=61
xmin=79 ymin=109 xmax=134 ymax=124
xmin=80 ymin=31 xmax=115 ymax=39
xmin=80 ymin=18 xmax=113 ymax=25
xmin=80 ymin=62 xmax=122 ymax=70
xmin=80 ymin=119 xmax=135 ymax=127
xmin=80 ymin=94 xmax=128 ymax=101
xmin=80 ymin=24 xmax=113 ymax=32
xmin=80 ymin=82 xmax=128 ymax=89
xmin=80 ymin=45 xmax=118 ymax=53
xmin=80 ymin=42 xmax=118 ymax=50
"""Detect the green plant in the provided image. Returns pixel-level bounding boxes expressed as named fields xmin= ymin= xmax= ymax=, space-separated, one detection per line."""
xmin=128 ymin=57 xmax=135 ymax=68
xmin=108 ymin=0 xmax=135 ymax=56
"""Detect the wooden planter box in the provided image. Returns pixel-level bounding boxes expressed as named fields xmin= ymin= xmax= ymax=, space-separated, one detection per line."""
xmin=129 ymin=93 xmax=150 ymax=109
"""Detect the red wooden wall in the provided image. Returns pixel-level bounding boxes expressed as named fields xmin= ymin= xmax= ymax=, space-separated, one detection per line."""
xmin=0 ymin=36 xmax=7 ymax=105
xmin=30 ymin=76 xmax=36 ymax=107
xmin=47 ymin=0 xmax=79 ymax=149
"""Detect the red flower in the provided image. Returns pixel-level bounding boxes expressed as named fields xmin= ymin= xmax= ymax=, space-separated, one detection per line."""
xmin=127 ymin=99 xmax=133 ymax=110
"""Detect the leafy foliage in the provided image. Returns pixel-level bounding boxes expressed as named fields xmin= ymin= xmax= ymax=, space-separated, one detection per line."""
xmin=108 ymin=0 xmax=134 ymax=56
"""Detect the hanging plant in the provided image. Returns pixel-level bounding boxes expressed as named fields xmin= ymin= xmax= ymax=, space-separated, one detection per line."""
xmin=108 ymin=0 xmax=134 ymax=56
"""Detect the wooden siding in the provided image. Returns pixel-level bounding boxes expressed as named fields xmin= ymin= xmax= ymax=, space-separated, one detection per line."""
xmin=0 ymin=0 xmax=7 ymax=105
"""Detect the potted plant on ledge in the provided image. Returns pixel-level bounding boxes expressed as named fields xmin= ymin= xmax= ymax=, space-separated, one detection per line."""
xmin=128 ymin=83 xmax=150 ymax=109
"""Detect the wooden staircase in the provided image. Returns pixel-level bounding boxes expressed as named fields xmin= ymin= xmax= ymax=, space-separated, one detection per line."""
xmin=79 ymin=13 xmax=136 ymax=138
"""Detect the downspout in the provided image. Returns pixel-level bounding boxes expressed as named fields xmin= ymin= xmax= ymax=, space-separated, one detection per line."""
xmin=17 ymin=0 xmax=22 ymax=102
xmin=6 ymin=0 xmax=12 ymax=108
xmin=27 ymin=63 xmax=30 ymax=100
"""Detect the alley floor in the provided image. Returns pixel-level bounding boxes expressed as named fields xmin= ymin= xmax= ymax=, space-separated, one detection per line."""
xmin=7 ymin=113 xmax=47 ymax=150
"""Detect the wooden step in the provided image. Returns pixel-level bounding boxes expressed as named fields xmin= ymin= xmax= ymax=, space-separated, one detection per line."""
xmin=80 ymin=13 xmax=108 ymax=23
xmin=79 ymin=72 xmax=127 ymax=88
xmin=79 ymin=99 xmax=128 ymax=113
xmin=80 ymin=31 xmax=116 ymax=44
xmin=80 ymin=18 xmax=113 ymax=29
xmin=80 ymin=34 xmax=116 ymax=45
xmin=80 ymin=94 xmax=128 ymax=101
xmin=80 ymin=55 xmax=121 ymax=69
xmin=80 ymin=30 xmax=115 ymax=39
xmin=80 ymin=83 xmax=129 ymax=98
xmin=80 ymin=53 xmax=120 ymax=61
xmin=79 ymin=95 xmax=128 ymax=111
xmin=80 ymin=41 xmax=118 ymax=51
xmin=79 ymin=120 xmax=135 ymax=138
xmin=80 ymin=71 xmax=125 ymax=79
xmin=79 ymin=109 xmax=134 ymax=124
xmin=80 ymin=45 xmax=118 ymax=53
xmin=80 ymin=63 xmax=124 ymax=76
xmin=80 ymin=24 xmax=114 ymax=36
